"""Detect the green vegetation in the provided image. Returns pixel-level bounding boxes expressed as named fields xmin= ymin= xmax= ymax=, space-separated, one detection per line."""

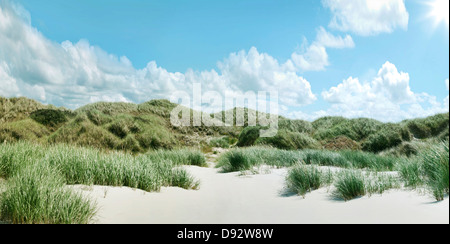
xmin=218 ymin=143 xmax=447 ymax=201
xmin=421 ymin=142 xmax=449 ymax=201
xmin=217 ymin=147 xmax=303 ymax=172
xmin=0 ymin=96 xmax=448 ymax=223
xmin=397 ymin=142 xmax=449 ymax=200
xmin=218 ymin=147 xmax=399 ymax=172
xmin=1 ymin=162 xmax=96 ymax=224
xmin=333 ymin=170 xmax=366 ymax=201
xmin=209 ymin=136 xmax=236 ymax=148
xmin=403 ymin=113 xmax=449 ymax=139
xmin=362 ymin=123 xmax=411 ymax=153
xmin=1 ymin=97 xmax=447 ymax=155
xmin=255 ymin=130 xmax=320 ymax=150
xmin=285 ymin=165 xmax=333 ymax=197
xmin=0 ymin=142 xmax=203 ymax=223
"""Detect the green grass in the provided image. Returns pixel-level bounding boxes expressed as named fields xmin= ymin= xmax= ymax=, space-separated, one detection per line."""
xmin=421 ymin=142 xmax=449 ymax=201
xmin=333 ymin=170 xmax=366 ymax=201
xmin=0 ymin=142 xmax=203 ymax=223
xmin=362 ymin=124 xmax=412 ymax=153
xmin=255 ymin=130 xmax=320 ymax=150
xmin=145 ymin=149 xmax=207 ymax=167
xmin=313 ymin=118 xmax=383 ymax=142
xmin=396 ymin=141 xmax=449 ymax=201
xmin=218 ymin=147 xmax=403 ymax=173
xmin=1 ymin=161 xmax=96 ymax=224
xmin=209 ymin=137 xmax=234 ymax=148
xmin=217 ymin=147 xmax=304 ymax=172
xmin=403 ymin=113 xmax=449 ymax=139
xmin=285 ymin=164 xmax=333 ymax=197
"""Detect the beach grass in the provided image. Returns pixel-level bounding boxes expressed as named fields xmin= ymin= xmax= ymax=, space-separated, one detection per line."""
xmin=1 ymin=161 xmax=96 ymax=224
xmin=0 ymin=141 xmax=203 ymax=223
xmin=285 ymin=164 xmax=333 ymax=197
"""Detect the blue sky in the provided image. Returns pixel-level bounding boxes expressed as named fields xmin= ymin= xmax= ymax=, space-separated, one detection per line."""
xmin=1 ymin=0 xmax=449 ymax=121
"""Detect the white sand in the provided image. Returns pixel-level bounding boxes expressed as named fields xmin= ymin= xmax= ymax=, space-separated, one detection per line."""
xmin=74 ymin=166 xmax=449 ymax=224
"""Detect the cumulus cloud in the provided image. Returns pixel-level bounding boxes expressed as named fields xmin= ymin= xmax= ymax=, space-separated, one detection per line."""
xmin=322 ymin=0 xmax=409 ymax=36
xmin=292 ymin=27 xmax=354 ymax=71
xmin=0 ymin=1 xmax=316 ymax=111
xmin=319 ymin=62 xmax=448 ymax=122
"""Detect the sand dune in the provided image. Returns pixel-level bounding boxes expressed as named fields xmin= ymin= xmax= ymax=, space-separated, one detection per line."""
xmin=73 ymin=166 xmax=449 ymax=224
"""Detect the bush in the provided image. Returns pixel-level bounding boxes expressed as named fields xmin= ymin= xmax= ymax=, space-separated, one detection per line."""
xmin=236 ymin=126 xmax=262 ymax=147
xmin=362 ymin=124 xmax=411 ymax=153
xmin=30 ymin=109 xmax=70 ymax=128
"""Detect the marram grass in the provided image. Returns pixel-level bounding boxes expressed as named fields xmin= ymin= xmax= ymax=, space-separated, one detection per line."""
xmin=285 ymin=164 xmax=333 ymax=197
xmin=1 ymin=162 xmax=96 ymax=224
xmin=0 ymin=141 xmax=203 ymax=223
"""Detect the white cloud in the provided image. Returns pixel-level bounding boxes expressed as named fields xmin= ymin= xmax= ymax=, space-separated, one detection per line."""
xmin=316 ymin=26 xmax=355 ymax=48
xmin=371 ymin=61 xmax=415 ymax=103
xmin=322 ymin=0 xmax=409 ymax=36
xmin=0 ymin=1 xmax=316 ymax=111
xmin=292 ymin=27 xmax=354 ymax=71
xmin=0 ymin=61 xmax=19 ymax=97
xmin=320 ymin=62 xmax=448 ymax=122
xmin=292 ymin=43 xmax=329 ymax=72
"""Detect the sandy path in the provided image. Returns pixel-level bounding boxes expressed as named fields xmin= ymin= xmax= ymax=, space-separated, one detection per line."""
xmin=74 ymin=166 xmax=449 ymax=224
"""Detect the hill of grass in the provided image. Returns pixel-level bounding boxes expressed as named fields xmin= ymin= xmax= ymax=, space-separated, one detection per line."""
xmin=0 ymin=96 xmax=448 ymax=156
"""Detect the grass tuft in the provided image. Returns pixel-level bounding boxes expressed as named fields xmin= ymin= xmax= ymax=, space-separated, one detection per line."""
xmin=285 ymin=165 xmax=333 ymax=197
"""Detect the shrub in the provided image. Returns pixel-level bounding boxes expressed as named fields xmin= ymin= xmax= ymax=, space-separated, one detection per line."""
xmin=362 ymin=124 xmax=411 ymax=153
xmin=236 ymin=126 xmax=262 ymax=147
xmin=30 ymin=109 xmax=70 ymax=128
